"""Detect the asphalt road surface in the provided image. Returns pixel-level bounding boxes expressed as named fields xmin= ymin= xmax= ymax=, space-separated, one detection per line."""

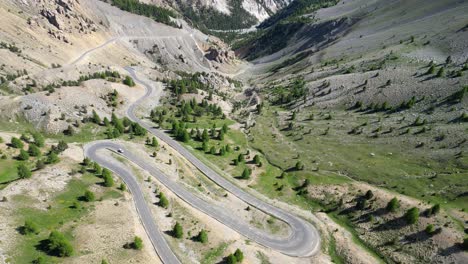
xmin=85 ymin=67 xmax=320 ymax=263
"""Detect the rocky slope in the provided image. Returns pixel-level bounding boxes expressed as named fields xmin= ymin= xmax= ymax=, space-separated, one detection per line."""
xmin=0 ymin=0 xmax=238 ymax=133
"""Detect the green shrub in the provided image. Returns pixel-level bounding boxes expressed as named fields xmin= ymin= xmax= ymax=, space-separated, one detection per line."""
xmin=226 ymin=254 xmax=237 ymax=264
xmin=151 ymin=137 xmax=158 ymax=147
xmin=295 ymin=161 xmax=304 ymax=170
xmin=132 ymin=236 xmax=143 ymax=250
xmin=386 ymin=197 xmax=400 ymax=212
xmin=32 ymin=256 xmax=46 ymax=264
xmin=364 ymin=190 xmax=374 ymax=200
xmin=425 ymin=224 xmax=435 ymax=235
xmin=436 ymin=67 xmax=445 ymax=77
xmin=253 ymin=155 xmax=261 ymax=165
xmin=241 ymin=168 xmax=251 ymax=179
xmin=158 ymin=192 xmax=169 ymax=208
xmin=22 ymin=220 xmax=40 ymax=235
xmin=18 ymin=149 xmax=30 ymax=160
xmin=45 ymin=230 xmax=74 ymax=257
xmin=94 ymin=163 xmax=102 ymax=175
xmin=234 ymin=248 xmax=244 ymax=262
xmin=426 ymin=65 xmax=435 ymax=75
xmin=28 ymin=144 xmax=41 ymax=157
xmin=102 ymin=168 xmax=114 ymax=187
xmin=197 ymin=229 xmax=208 ymax=244
xmin=210 ymin=146 xmax=216 ymax=155
xmin=10 ymin=137 xmax=23 ymax=148
xmin=84 ymin=190 xmax=95 ymax=202
xmin=123 ymin=76 xmax=135 ymax=87
xmin=56 ymin=140 xmax=68 ymax=152
xmin=36 ymin=159 xmax=45 ymax=170
xmin=426 ymin=204 xmax=441 ymax=217
xmin=92 ymin=110 xmax=101 ymax=124
xmin=173 ymin=222 xmax=183 ymax=239
xmin=17 ymin=163 xmax=32 ymax=179
xmin=405 ymin=207 xmax=420 ymax=224
xmin=46 ymin=152 xmax=60 ymax=164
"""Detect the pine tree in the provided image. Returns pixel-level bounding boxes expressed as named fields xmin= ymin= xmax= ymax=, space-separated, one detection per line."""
xmin=202 ymin=141 xmax=209 ymax=152
xmin=219 ymin=146 xmax=226 ymax=156
xmin=22 ymin=220 xmax=40 ymax=235
xmin=253 ymin=155 xmax=260 ymax=165
xmin=425 ymin=224 xmax=435 ymax=235
xmin=103 ymin=117 xmax=110 ymax=127
xmin=295 ymin=161 xmax=304 ymax=170
xmin=226 ymin=254 xmax=237 ymax=264
xmin=94 ymin=163 xmax=102 ymax=175
xmin=17 ymin=163 xmax=32 ymax=179
xmin=172 ymin=222 xmax=183 ymax=238
xmin=102 ymin=168 xmax=114 ymax=187
xmin=222 ymin=123 xmax=228 ymax=133
xmin=436 ymin=67 xmax=445 ymax=77
xmin=218 ymin=130 xmax=225 ymax=140
xmin=46 ymin=152 xmax=60 ymax=164
xmin=32 ymin=132 xmax=45 ymax=147
xmin=92 ymin=110 xmax=101 ymax=124
xmin=45 ymin=230 xmax=74 ymax=257
xmin=84 ymin=190 xmax=95 ymax=202
xmin=159 ymin=192 xmax=169 ymax=208
xmin=241 ymin=168 xmax=251 ymax=179
xmin=36 ymin=159 xmax=45 ymax=170
xmin=18 ymin=149 xmax=30 ymax=160
xmin=132 ymin=236 xmax=143 ymax=249
xmin=83 ymin=157 xmax=91 ymax=166
xmin=28 ymin=144 xmax=41 ymax=157
xmin=405 ymin=207 xmax=419 ymax=224
xmin=10 ymin=137 xmax=24 ymax=148
xmin=234 ymin=248 xmax=244 ymax=262
xmin=364 ymin=190 xmax=374 ymax=200
xmin=386 ymin=197 xmax=400 ymax=212
xmin=114 ymin=119 xmax=125 ymax=134
xmin=123 ymin=76 xmax=135 ymax=87
xmin=426 ymin=65 xmax=435 ymax=75
xmin=197 ymin=229 xmax=208 ymax=244
xmin=181 ymin=130 xmax=190 ymax=142
xmin=56 ymin=140 xmax=68 ymax=152
xmin=202 ymin=129 xmax=209 ymax=142
xmin=151 ymin=137 xmax=158 ymax=147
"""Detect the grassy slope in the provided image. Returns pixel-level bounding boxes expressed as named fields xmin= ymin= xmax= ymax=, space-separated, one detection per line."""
xmin=11 ymin=173 xmax=122 ymax=263
xmin=0 ymin=159 xmax=20 ymax=184
xmin=250 ymin=106 xmax=468 ymax=210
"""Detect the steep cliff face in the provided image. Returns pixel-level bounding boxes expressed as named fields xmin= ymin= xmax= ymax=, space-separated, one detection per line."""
xmin=241 ymin=0 xmax=291 ymax=21
xmin=164 ymin=0 xmax=292 ymax=30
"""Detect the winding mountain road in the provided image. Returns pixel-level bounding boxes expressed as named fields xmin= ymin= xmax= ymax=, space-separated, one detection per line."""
xmin=85 ymin=66 xmax=320 ymax=263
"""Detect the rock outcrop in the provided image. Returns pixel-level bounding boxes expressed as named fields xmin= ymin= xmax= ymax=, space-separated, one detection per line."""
xmin=24 ymin=0 xmax=98 ymax=44
xmin=205 ymin=47 xmax=236 ymax=63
